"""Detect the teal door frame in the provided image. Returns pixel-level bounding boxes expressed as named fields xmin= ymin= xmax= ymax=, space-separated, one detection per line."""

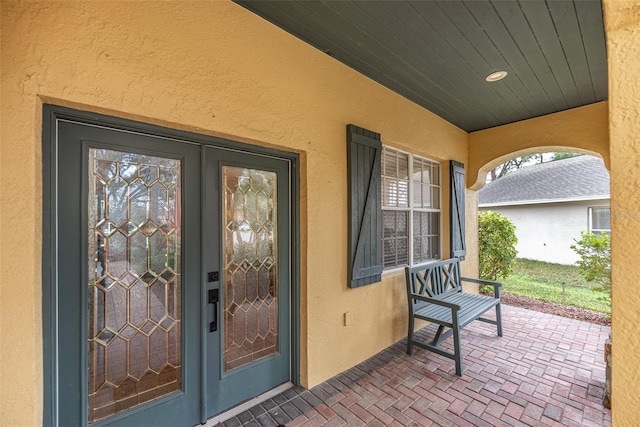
xmin=42 ymin=105 xmax=300 ymax=426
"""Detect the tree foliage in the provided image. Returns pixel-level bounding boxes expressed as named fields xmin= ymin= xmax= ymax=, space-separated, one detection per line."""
xmin=490 ymin=154 xmax=543 ymax=181
xmin=551 ymin=152 xmax=582 ymax=161
xmin=570 ymin=231 xmax=611 ymax=292
xmin=490 ymin=152 xmax=583 ymax=181
xmin=478 ymin=211 xmax=518 ymax=281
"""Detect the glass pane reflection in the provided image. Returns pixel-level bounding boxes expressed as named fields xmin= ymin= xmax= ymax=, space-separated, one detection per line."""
xmin=88 ymin=148 xmax=181 ymax=423
xmin=223 ymin=167 xmax=278 ymax=371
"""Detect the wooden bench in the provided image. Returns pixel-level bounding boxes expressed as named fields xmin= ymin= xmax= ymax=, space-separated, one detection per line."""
xmin=405 ymin=258 xmax=503 ymax=376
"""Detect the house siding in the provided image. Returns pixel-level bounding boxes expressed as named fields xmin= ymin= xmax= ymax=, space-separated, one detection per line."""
xmin=480 ymin=199 xmax=610 ymax=265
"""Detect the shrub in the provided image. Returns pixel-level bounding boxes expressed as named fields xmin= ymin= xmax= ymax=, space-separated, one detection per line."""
xmin=570 ymin=231 xmax=611 ymax=292
xmin=478 ymin=211 xmax=518 ymax=281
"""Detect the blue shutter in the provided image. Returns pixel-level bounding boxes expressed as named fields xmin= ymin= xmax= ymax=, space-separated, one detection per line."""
xmin=450 ymin=160 xmax=466 ymax=260
xmin=347 ymin=124 xmax=382 ymax=288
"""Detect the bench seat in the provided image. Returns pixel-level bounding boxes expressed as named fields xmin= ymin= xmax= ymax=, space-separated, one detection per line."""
xmin=414 ymin=292 xmax=500 ymax=328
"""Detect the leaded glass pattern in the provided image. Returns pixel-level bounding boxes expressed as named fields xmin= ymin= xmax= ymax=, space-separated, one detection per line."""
xmin=223 ymin=167 xmax=278 ymax=371
xmin=88 ymin=148 xmax=182 ymax=423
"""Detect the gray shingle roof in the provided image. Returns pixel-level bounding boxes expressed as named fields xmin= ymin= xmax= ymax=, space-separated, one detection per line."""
xmin=478 ymin=155 xmax=610 ymax=205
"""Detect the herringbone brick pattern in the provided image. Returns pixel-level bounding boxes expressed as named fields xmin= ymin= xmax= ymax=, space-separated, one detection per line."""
xmin=219 ymin=305 xmax=610 ymax=426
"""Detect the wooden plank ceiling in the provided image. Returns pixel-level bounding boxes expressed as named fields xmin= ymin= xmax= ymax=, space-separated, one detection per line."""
xmin=234 ymin=0 xmax=607 ymax=132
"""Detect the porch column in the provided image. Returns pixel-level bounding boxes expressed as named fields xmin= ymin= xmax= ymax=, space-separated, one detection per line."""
xmin=603 ymin=0 xmax=640 ymax=424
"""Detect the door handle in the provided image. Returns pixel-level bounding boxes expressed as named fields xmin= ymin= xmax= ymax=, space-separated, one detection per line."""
xmin=208 ymin=289 xmax=219 ymax=332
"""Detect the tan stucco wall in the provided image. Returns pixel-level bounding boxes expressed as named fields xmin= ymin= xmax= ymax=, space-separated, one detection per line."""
xmin=468 ymin=102 xmax=609 ymax=190
xmin=604 ymin=0 xmax=640 ymax=425
xmin=0 ymin=1 xmax=471 ymax=425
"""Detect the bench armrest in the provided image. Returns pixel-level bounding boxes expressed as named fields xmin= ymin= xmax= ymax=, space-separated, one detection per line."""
xmin=410 ymin=293 xmax=461 ymax=311
xmin=461 ymin=277 xmax=502 ymax=298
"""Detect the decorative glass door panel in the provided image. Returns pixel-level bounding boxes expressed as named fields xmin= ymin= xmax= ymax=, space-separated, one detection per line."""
xmin=87 ymin=148 xmax=182 ymax=422
xmin=205 ymin=148 xmax=291 ymax=417
xmin=223 ymin=167 xmax=278 ymax=371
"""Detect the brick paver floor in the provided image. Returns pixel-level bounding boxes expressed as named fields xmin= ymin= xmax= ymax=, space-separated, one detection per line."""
xmin=217 ymin=305 xmax=611 ymax=426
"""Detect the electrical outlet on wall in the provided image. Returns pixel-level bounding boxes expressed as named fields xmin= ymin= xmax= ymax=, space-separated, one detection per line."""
xmin=344 ymin=311 xmax=352 ymax=326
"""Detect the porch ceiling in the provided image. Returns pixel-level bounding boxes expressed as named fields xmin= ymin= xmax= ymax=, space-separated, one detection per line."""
xmin=234 ymin=0 xmax=607 ymax=132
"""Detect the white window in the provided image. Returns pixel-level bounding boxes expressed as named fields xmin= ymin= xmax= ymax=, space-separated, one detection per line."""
xmin=589 ymin=206 xmax=611 ymax=236
xmin=381 ymin=146 xmax=441 ymax=269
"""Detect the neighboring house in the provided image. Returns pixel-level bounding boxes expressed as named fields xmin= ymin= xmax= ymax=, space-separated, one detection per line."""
xmin=479 ymin=156 xmax=610 ymax=265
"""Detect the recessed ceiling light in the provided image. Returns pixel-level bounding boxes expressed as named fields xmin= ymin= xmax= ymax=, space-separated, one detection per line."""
xmin=485 ymin=71 xmax=508 ymax=82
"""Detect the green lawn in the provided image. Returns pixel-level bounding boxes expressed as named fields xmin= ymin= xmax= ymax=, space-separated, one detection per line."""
xmin=500 ymin=258 xmax=611 ymax=314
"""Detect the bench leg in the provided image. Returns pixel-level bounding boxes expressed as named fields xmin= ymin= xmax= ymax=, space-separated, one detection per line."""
xmin=453 ymin=327 xmax=463 ymax=376
xmin=431 ymin=325 xmax=445 ymax=346
xmin=452 ymin=318 xmax=463 ymax=376
xmin=407 ymin=315 xmax=415 ymax=355
xmin=496 ymin=303 xmax=503 ymax=337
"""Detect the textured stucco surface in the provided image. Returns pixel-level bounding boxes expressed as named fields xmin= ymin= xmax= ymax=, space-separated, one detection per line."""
xmin=0 ymin=1 xmax=469 ymax=425
xmin=7 ymin=0 xmax=640 ymax=425
xmin=604 ymin=0 xmax=640 ymax=425
xmin=468 ymin=102 xmax=609 ymax=190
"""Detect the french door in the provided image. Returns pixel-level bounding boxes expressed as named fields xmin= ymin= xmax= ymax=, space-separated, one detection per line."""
xmin=45 ymin=109 xmax=294 ymax=426
xmin=203 ymin=147 xmax=291 ymax=417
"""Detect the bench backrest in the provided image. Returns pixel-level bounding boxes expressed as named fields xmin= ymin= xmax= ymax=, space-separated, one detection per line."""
xmin=405 ymin=258 xmax=463 ymax=307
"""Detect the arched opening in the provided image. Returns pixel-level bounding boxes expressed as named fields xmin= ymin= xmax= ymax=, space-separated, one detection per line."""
xmin=478 ymin=151 xmax=610 ymax=309
xmin=472 ymin=147 xmax=608 ymax=191
xmin=473 ymin=147 xmax=612 ymax=408
xmin=466 ymin=103 xmax=611 ymax=407
xmin=467 ymin=102 xmax=609 ymax=191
